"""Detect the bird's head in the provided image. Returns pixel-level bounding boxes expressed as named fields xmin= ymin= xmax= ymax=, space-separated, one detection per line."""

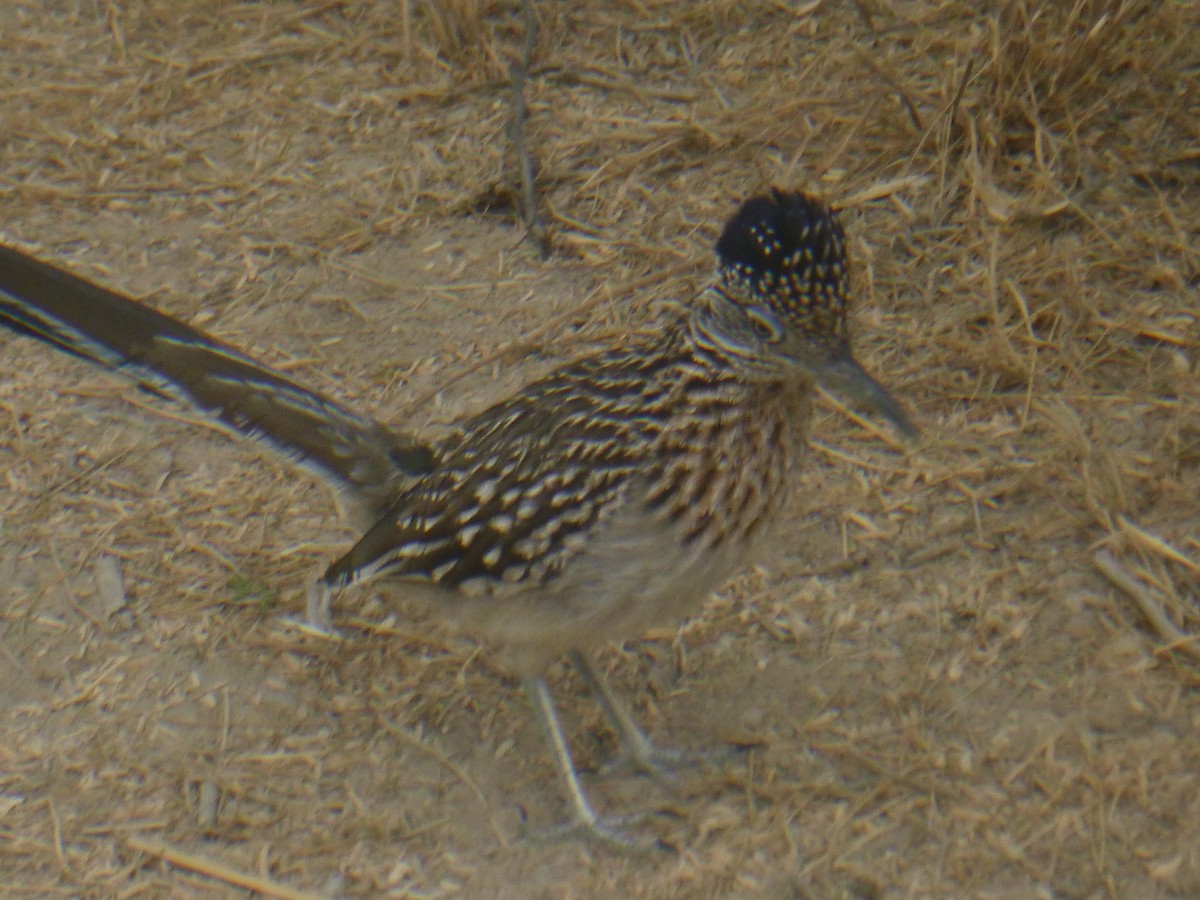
xmin=692 ymin=189 xmax=915 ymax=437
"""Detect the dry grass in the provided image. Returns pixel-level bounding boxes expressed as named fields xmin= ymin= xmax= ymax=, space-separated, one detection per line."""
xmin=1 ymin=0 xmax=1197 ymax=896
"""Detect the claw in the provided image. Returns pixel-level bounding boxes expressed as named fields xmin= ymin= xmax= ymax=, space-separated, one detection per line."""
xmin=603 ymin=739 xmax=751 ymax=792
xmin=527 ymin=809 xmax=664 ymax=853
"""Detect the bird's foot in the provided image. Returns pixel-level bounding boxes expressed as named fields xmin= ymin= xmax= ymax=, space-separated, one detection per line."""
xmin=527 ymin=808 xmax=664 ymax=853
xmin=601 ymin=738 xmax=749 ymax=787
xmin=281 ymin=581 xmax=342 ymax=639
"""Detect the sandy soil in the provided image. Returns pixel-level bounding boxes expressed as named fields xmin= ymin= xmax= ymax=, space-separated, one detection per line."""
xmin=1 ymin=1 xmax=1197 ymax=897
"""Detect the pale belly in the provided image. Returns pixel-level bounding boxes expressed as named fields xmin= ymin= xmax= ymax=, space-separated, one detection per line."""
xmin=434 ymin=500 xmax=771 ymax=675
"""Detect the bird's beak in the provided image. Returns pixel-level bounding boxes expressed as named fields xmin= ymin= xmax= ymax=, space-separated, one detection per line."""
xmin=817 ymin=350 xmax=917 ymax=439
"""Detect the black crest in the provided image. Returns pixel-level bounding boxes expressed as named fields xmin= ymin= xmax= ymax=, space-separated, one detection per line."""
xmin=716 ymin=189 xmax=844 ymax=283
xmin=714 ymin=189 xmax=849 ymax=337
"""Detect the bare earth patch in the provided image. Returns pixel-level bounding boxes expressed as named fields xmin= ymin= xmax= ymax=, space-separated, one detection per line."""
xmin=1 ymin=1 xmax=1197 ymax=896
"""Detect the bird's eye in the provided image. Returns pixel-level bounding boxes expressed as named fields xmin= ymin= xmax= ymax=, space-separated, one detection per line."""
xmin=746 ymin=309 xmax=782 ymax=342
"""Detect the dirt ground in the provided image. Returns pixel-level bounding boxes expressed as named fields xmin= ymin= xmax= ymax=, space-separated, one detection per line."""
xmin=1 ymin=1 xmax=1197 ymax=897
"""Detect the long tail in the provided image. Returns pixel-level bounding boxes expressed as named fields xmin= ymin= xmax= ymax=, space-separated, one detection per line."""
xmin=0 ymin=243 xmax=435 ymax=513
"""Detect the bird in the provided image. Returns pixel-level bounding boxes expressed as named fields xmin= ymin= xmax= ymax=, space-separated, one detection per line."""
xmin=0 ymin=189 xmax=915 ymax=846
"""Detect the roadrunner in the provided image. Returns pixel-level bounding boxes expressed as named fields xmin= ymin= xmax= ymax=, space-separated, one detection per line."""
xmin=0 ymin=190 xmax=914 ymax=844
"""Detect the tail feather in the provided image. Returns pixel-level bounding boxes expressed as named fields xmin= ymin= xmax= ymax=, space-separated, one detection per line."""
xmin=0 ymin=243 xmax=435 ymax=512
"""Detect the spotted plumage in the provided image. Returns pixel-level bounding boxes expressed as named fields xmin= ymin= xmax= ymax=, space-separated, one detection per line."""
xmin=325 ymin=322 xmax=808 ymax=600
xmin=321 ymin=191 xmax=903 ymax=674
xmin=715 ymin=187 xmax=849 ymax=342
xmin=0 ymin=188 xmax=913 ymax=845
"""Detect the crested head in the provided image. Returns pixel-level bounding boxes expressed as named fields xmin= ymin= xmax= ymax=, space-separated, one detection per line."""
xmin=714 ymin=189 xmax=848 ymax=343
xmin=692 ymin=188 xmax=916 ymax=438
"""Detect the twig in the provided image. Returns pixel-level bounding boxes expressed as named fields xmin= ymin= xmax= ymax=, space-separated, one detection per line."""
xmin=508 ymin=0 xmax=549 ymax=257
xmin=1117 ymin=516 xmax=1200 ymax=574
xmin=850 ymin=45 xmax=926 ymax=131
xmin=946 ymin=57 xmax=976 ymax=139
xmin=837 ymin=175 xmax=930 ymax=209
xmin=126 ymin=835 xmax=327 ymax=900
xmin=1093 ymin=550 xmax=1200 ymax=662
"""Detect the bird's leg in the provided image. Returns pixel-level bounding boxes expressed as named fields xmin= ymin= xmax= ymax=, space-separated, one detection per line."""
xmin=280 ymin=579 xmax=341 ymax=638
xmin=306 ymin=581 xmax=335 ymax=633
xmin=568 ymin=650 xmax=697 ymax=781
xmin=522 ymin=676 xmax=652 ymax=850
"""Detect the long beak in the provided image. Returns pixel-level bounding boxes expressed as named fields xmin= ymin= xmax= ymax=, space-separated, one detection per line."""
xmin=817 ymin=351 xmax=917 ymax=439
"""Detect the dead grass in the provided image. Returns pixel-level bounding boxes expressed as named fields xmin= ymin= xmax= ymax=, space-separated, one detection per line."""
xmin=1 ymin=0 xmax=1198 ymax=896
